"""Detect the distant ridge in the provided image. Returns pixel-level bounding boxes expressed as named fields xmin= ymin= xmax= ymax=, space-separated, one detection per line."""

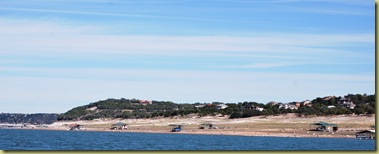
xmin=0 ymin=113 xmax=58 ymax=124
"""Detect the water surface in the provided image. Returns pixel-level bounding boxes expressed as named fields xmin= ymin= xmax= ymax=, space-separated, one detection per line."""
xmin=0 ymin=129 xmax=375 ymax=150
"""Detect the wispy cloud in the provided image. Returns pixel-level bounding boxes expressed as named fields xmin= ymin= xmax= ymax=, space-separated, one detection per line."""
xmin=0 ymin=7 xmax=213 ymax=21
xmin=1 ymin=34 xmax=372 ymax=64
xmin=0 ymin=17 xmax=373 ymax=71
xmin=212 ymin=0 xmax=372 ymax=5
xmin=215 ymin=60 xmax=373 ymax=69
xmin=1 ymin=66 xmax=374 ymax=83
xmin=219 ymin=62 xmax=305 ymax=69
xmin=0 ymin=18 xmax=373 ymax=53
xmin=282 ymin=6 xmax=373 ymax=16
xmin=211 ymin=0 xmax=373 ymax=16
xmin=0 ymin=18 xmax=101 ymax=34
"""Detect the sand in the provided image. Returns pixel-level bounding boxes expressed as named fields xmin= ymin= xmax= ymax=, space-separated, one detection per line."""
xmin=28 ymin=114 xmax=375 ymax=138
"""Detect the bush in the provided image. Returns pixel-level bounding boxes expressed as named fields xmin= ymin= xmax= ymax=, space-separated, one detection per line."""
xmin=229 ymin=112 xmax=242 ymax=119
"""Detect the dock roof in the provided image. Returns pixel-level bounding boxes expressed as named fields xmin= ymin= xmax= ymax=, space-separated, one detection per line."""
xmin=357 ymin=130 xmax=375 ymax=133
xmin=200 ymin=122 xmax=213 ymax=125
xmin=112 ymin=122 xmax=128 ymax=126
xmin=311 ymin=122 xmax=337 ymax=127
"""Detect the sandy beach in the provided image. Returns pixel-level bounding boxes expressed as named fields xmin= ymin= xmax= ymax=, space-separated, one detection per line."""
xmin=25 ymin=114 xmax=374 ymax=139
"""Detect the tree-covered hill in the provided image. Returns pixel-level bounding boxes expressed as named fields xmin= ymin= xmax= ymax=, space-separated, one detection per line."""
xmin=0 ymin=94 xmax=373 ymax=123
xmin=0 ymin=113 xmax=58 ymax=124
xmin=57 ymin=98 xmax=197 ymax=120
xmin=296 ymin=94 xmax=376 ymax=116
xmin=57 ymin=93 xmax=375 ymax=121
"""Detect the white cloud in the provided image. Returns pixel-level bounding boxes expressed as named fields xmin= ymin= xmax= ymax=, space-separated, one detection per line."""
xmin=0 ymin=66 xmax=374 ymax=82
xmin=0 ymin=18 xmax=373 ymax=61
xmin=0 ymin=7 xmax=211 ymax=21
xmin=282 ymin=6 xmax=373 ymax=16
xmin=220 ymin=62 xmax=304 ymax=69
xmin=0 ymin=18 xmax=101 ymax=35
xmin=212 ymin=0 xmax=372 ymax=5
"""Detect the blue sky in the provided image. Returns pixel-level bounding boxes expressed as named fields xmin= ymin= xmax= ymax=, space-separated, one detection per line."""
xmin=0 ymin=0 xmax=375 ymax=113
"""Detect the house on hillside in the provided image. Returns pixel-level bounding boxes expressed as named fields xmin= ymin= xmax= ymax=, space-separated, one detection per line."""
xmin=323 ymin=96 xmax=335 ymax=101
xmin=288 ymin=104 xmax=298 ymax=110
xmin=279 ymin=104 xmax=288 ymax=109
xmin=340 ymin=101 xmax=356 ymax=109
xmin=301 ymin=100 xmax=311 ymax=106
xmin=139 ymin=100 xmax=152 ymax=105
xmin=255 ymin=106 xmax=264 ymax=111
xmin=337 ymin=97 xmax=349 ymax=104
xmin=267 ymin=101 xmax=278 ymax=106
xmin=295 ymin=102 xmax=301 ymax=107
xmin=279 ymin=104 xmax=298 ymax=110
xmin=216 ymin=104 xmax=228 ymax=110
xmin=194 ymin=104 xmax=206 ymax=108
xmin=241 ymin=104 xmax=254 ymax=110
xmin=200 ymin=103 xmax=214 ymax=109
xmin=241 ymin=105 xmax=264 ymax=111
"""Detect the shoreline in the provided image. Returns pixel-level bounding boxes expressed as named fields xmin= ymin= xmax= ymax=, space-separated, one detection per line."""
xmin=0 ymin=127 xmax=356 ymax=139
xmin=3 ymin=114 xmax=373 ymax=139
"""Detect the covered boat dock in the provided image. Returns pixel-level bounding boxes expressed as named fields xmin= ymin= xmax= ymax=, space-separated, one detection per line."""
xmin=110 ymin=122 xmax=129 ymax=130
xmin=310 ymin=122 xmax=338 ymax=132
xmin=199 ymin=122 xmax=217 ymax=129
xmin=169 ymin=124 xmax=184 ymax=132
xmin=356 ymin=130 xmax=375 ymax=140
xmin=69 ymin=124 xmax=84 ymax=131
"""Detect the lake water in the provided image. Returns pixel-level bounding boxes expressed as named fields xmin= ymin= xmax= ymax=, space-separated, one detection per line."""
xmin=0 ymin=129 xmax=375 ymax=150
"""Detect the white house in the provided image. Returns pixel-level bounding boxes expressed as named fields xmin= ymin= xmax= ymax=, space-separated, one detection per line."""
xmin=279 ymin=104 xmax=298 ymax=110
xmin=327 ymin=105 xmax=336 ymax=108
xmin=341 ymin=101 xmax=356 ymax=109
xmin=255 ymin=106 xmax=264 ymax=111
xmin=139 ymin=100 xmax=152 ymax=105
xmin=216 ymin=104 xmax=228 ymax=110
xmin=288 ymin=104 xmax=298 ymax=110
xmin=279 ymin=104 xmax=289 ymax=109
xmin=194 ymin=104 xmax=205 ymax=108
xmin=301 ymin=100 xmax=311 ymax=106
xmin=267 ymin=101 xmax=278 ymax=106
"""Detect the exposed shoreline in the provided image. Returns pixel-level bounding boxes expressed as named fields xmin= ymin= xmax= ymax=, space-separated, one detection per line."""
xmin=2 ymin=127 xmax=355 ymax=139
xmin=3 ymin=114 xmax=375 ymax=139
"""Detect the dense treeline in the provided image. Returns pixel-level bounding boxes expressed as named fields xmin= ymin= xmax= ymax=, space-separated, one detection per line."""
xmin=57 ymin=94 xmax=375 ymax=121
xmin=0 ymin=113 xmax=58 ymax=124
xmin=296 ymin=94 xmax=375 ymax=116
xmin=58 ymin=99 xmax=198 ymax=120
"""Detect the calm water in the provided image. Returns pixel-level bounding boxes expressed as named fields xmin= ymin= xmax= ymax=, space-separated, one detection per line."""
xmin=0 ymin=129 xmax=375 ymax=150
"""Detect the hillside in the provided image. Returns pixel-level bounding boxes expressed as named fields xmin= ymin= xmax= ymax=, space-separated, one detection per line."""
xmin=57 ymin=93 xmax=375 ymax=121
xmin=57 ymin=99 xmax=197 ymax=120
xmin=0 ymin=113 xmax=58 ymax=124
